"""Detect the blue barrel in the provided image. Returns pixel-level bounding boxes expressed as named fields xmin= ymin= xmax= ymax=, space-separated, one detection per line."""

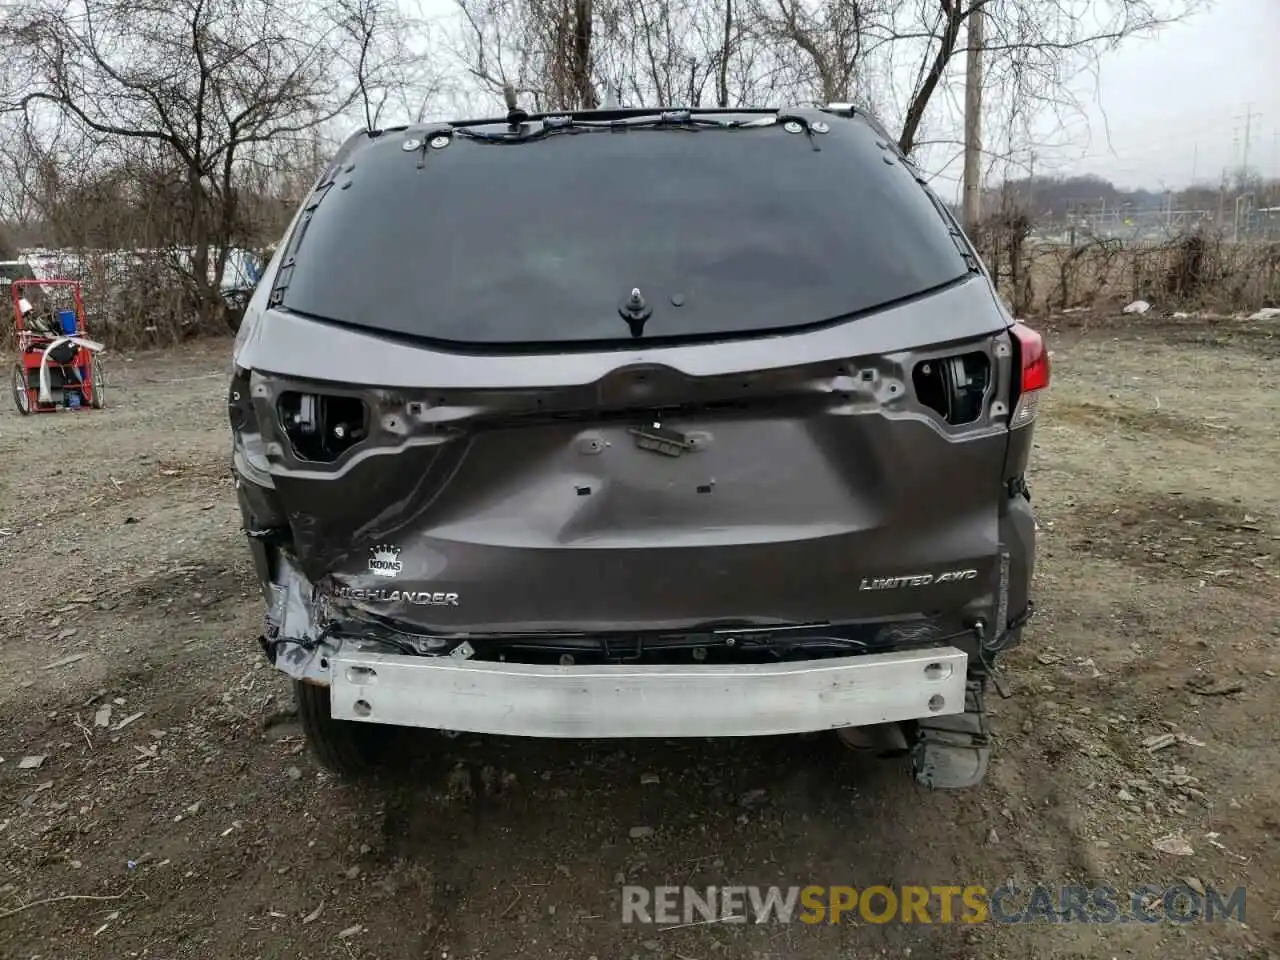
xmin=57 ymin=309 xmax=78 ymax=335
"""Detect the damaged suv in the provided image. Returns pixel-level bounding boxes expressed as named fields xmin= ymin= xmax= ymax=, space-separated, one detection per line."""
xmin=229 ymin=104 xmax=1049 ymax=787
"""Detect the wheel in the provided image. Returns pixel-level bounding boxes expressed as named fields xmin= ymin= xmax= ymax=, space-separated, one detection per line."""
xmin=88 ymin=356 xmax=105 ymax=409
xmin=294 ymin=679 xmax=384 ymax=779
xmin=11 ymin=364 xmax=31 ymax=416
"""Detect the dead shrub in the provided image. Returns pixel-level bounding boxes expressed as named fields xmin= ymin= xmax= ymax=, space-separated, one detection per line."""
xmin=977 ymin=226 xmax=1279 ymax=315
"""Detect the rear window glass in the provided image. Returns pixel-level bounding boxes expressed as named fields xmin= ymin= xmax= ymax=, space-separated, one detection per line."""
xmin=281 ymin=117 xmax=970 ymax=347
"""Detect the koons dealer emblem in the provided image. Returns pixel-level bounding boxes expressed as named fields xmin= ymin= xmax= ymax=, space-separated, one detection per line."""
xmin=368 ymin=545 xmax=403 ymax=578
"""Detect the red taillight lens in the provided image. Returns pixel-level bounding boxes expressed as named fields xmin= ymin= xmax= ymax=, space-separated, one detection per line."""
xmin=1009 ymin=322 xmax=1049 ymax=427
xmin=1010 ymin=322 xmax=1050 ymax=392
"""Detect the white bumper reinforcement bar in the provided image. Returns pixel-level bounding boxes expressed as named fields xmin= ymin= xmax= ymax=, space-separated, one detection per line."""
xmin=328 ymin=646 xmax=968 ymax=738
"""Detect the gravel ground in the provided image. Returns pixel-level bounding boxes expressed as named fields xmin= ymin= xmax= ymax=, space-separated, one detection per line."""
xmin=0 ymin=313 xmax=1276 ymax=959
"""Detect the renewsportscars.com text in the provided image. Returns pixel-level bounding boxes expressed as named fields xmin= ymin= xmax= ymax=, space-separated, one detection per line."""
xmin=621 ymin=884 xmax=1247 ymax=925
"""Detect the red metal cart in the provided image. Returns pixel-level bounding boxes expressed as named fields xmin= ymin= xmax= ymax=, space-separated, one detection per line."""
xmin=10 ymin=279 xmax=106 ymax=415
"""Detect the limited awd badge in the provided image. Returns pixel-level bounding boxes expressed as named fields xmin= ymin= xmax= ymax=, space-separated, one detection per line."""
xmin=858 ymin=568 xmax=978 ymax=591
xmin=629 ymin=421 xmax=694 ymax=458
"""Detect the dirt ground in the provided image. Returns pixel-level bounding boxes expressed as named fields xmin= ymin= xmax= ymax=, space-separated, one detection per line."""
xmin=0 ymin=312 xmax=1277 ymax=960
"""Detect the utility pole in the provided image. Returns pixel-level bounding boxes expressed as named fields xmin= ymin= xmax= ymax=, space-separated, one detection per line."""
xmin=1218 ymin=168 xmax=1227 ymax=229
xmin=961 ymin=3 xmax=985 ymax=233
xmin=1235 ymin=104 xmax=1262 ymax=177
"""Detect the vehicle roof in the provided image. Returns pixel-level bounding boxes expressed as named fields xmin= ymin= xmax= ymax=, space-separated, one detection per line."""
xmin=335 ymin=104 xmax=900 ymax=164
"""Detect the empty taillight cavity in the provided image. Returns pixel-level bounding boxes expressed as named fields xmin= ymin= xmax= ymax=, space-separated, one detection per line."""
xmin=1009 ymin=323 xmax=1050 ymax=428
xmin=912 ymin=351 xmax=990 ymax=425
xmin=277 ymin=391 xmax=368 ymax=462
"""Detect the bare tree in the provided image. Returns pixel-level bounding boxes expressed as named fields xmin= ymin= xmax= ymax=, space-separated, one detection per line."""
xmin=0 ymin=0 xmax=419 ymax=325
xmin=0 ymin=0 xmax=1207 ymax=321
xmin=335 ymin=0 xmax=443 ymax=129
xmin=450 ymin=0 xmax=1198 ymax=180
xmin=878 ymin=0 xmax=1200 ymax=157
xmin=611 ymin=0 xmax=718 ymax=106
xmin=0 ymin=115 xmax=51 ymax=227
xmin=752 ymin=0 xmax=883 ymax=106
xmin=455 ymin=0 xmax=598 ymax=111
xmin=455 ymin=0 xmax=796 ymax=112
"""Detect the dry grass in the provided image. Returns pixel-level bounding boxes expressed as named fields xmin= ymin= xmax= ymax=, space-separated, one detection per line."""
xmin=976 ymin=220 xmax=1280 ymax=317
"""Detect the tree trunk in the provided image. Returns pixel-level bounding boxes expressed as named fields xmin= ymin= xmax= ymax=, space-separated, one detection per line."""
xmin=717 ymin=0 xmax=732 ymax=108
xmin=898 ymin=1 xmax=966 ymax=156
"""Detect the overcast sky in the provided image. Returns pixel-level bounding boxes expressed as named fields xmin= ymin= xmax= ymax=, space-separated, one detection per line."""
xmin=1027 ymin=0 xmax=1280 ymax=190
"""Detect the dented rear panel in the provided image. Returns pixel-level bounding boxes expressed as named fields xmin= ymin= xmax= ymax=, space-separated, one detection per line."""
xmin=233 ymin=278 xmax=1018 ymax=635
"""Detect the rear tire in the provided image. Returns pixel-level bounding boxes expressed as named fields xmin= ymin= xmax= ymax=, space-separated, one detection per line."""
xmin=12 ymin=365 xmax=30 ymax=416
xmin=294 ymin=680 xmax=383 ymax=779
xmin=89 ymin=356 xmax=106 ymax=409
